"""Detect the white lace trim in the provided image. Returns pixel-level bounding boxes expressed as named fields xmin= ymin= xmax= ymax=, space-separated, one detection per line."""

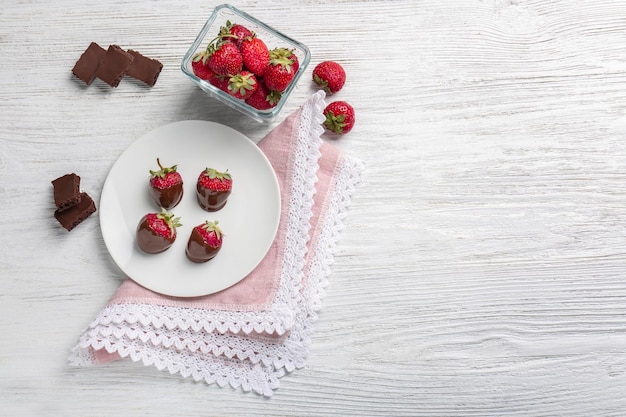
xmin=69 ymin=92 xmax=365 ymax=397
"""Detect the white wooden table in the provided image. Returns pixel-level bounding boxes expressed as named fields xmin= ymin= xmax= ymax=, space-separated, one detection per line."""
xmin=2 ymin=0 xmax=626 ymax=415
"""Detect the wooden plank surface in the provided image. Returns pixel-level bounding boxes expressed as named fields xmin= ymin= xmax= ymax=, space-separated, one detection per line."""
xmin=2 ymin=0 xmax=626 ymax=415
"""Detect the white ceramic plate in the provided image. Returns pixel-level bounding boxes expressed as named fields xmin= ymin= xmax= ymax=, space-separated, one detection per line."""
xmin=100 ymin=120 xmax=281 ymax=297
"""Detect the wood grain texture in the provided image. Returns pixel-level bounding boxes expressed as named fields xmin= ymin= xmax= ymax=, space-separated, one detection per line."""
xmin=2 ymin=0 xmax=626 ymax=415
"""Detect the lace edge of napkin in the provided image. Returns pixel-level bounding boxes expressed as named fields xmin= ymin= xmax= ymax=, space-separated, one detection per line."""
xmin=71 ymin=91 xmax=327 ymax=342
xmin=69 ymin=149 xmax=365 ymax=397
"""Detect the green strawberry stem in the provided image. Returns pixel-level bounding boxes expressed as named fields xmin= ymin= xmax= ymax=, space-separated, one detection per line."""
xmin=149 ymin=158 xmax=177 ymax=179
xmin=202 ymin=220 xmax=222 ymax=239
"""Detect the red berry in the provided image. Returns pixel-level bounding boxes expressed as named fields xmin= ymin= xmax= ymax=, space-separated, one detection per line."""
xmin=209 ymin=74 xmax=230 ymax=91
xmin=191 ymin=55 xmax=214 ymax=81
xmin=264 ymin=48 xmax=297 ymax=92
xmin=222 ymin=22 xmax=254 ymax=49
xmin=196 ymin=168 xmax=233 ymax=211
xmin=149 ymin=158 xmax=183 ymax=209
xmin=323 ymin=101 xmax=355 ymax=135
xmin=245 ymin=81 xmax=281 ymax=110
xmin=313 ymin=61 xmax=346 ymax=94
xmin=208 ymin=42 xmax=243 ymax=76
xmin=226 ymin=71 xmax=258 ymax=100
xmin=241 ymin=37 xmax=269 ymax=76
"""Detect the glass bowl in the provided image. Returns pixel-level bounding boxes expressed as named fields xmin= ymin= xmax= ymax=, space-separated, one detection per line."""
xmin=181 ymin=4 xmax=311 ymax=123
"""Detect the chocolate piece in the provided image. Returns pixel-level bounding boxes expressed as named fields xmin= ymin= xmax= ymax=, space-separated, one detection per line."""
xmin=126 ymin=50 xmax=163 ymax=87
xmin=54 ymin=192 xmax=96 ymax=231
xmin=51 ymin=173 xmax=81 ymax=212
xmin=72 ymin=42 xmax=106 ymax=85
xmin=95 ymin=45 xmax=134 ymax=87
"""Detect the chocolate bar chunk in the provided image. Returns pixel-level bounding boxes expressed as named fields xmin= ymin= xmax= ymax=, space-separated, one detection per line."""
xmin=126 ymin=50 xmax=163 ymax=87
xmin=72 ymin=42 xmax=106 ymax=85
xmin=95 ymin=45 xmax=134 ymax=87
xmin=54 ymin=192 xmax=96 ymax=231
xmin=51 ymin=173 xmax=81 ymax=212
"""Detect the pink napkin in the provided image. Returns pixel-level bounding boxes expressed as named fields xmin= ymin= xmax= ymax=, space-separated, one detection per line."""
xmin=69 ymin=91 xmax=364 ymax=396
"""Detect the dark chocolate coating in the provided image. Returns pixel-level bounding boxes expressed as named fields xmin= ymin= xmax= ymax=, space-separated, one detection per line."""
xmin=136 ymin=215 xmax=175 ymax=254
xmin=196 ymin=184 xmax=231 ymax=212
xmin=186 ymin=227 xmax=221 ymax=263
xmin=150 ymin=183 xmax=183 ymax=210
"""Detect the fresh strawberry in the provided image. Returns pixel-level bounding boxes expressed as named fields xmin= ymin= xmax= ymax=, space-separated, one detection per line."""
xmin=136 ymin=209 xmax=182 ymax=254
xmin=226 ymin=71 xmax=258 ymax=100
xmin=313 ymin=61 xmax=346 ymax=94
xmin=191 ymin=49 xmax=214 ymax=80
xmin=220 ymin=21 xmax=254 ymax=49
xmin=245 ymin=81 xmax=281 ymax=110
xmin=196 ymin=167 xmax=233 ymax=211
xmin=284 ymin=49 xmax=300 ymax=73
xmin=207 ymin=41 xmax=243 ymax=76
xmin=149 ymin=158 xmax=184 ymax=209
xmin=264 ymin=47 xmax=297 ymax=92
xmin=208 ymin=74 xmax=228 ymax=92
xmin=241 ymin=37 xmax=269 ymax=76
xmin=186 ymin=220 xmax=224 ymax=263
xmin=323 ymin=101 xmax=355 ymax=135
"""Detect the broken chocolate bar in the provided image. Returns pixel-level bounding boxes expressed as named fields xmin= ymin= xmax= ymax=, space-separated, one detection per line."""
xmin=95 ymin=45 xmax=134 ymax=87
xmin=72 ymin=42 xmax=106 ymax=85
xmin=54 ymin=192 xmax=96 ymax=231
xmin=51 ymin=173 xmax=81 ymax=212
xmin=126 ymin=50 xmax=163 ymax=87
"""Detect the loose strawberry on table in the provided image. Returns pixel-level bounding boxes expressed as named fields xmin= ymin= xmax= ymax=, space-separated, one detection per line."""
xmin=136 ymin=209 xmax=182 ymax=254
xmin=323 ymin=101 xmax=356 ymax=135
xmin=186 ymin=220 xmax=224 ymax=263
xmin=196 ymin=167 xmax=233 ymax=212
xmin=149 ymin=158 xmax=183 ymax=209
xmin=313 ymin=61 xmax=346 ymax=94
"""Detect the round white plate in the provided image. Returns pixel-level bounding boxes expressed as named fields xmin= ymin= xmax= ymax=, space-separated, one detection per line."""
xmin=99 ymin=120 xmax=281 ymax=297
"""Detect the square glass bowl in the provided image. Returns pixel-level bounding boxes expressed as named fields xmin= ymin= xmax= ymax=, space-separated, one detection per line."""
xmin=181 ymin=4 xmax=311 ymax=123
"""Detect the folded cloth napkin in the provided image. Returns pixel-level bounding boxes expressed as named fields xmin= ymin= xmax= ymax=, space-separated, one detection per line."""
xmin=69 ymin=91 xmax=364 ymax=396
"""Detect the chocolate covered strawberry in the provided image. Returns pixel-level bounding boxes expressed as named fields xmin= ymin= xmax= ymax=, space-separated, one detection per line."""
xmin=196 ymin=167 xmax=233 ymax=211
xmin=186 ymin=220 xmax=224 ymax=263
xmin=149 ymin=158 xmax=183 ymax=209
xmin=264 ymin=47 xmax=297 ymax=92
xmin=323 ymin=101 xmax=355 ymax=135
xmin=313 ymin=61 xmax=346 ymax=94
xmin=136 ymin=209 xmax=182 ymax=254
